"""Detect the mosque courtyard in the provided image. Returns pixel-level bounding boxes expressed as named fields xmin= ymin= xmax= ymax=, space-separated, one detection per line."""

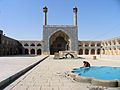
xmin=0 ymin=55 xmax=119 ymax=90
xmin=0 ymin=0 xmax=120 ymax=89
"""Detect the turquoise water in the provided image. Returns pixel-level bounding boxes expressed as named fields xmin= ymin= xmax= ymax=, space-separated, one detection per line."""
xmin=72 ymin=66 xmax=120 ymax=80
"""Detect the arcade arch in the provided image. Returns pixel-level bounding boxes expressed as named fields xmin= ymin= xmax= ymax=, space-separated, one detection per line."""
xmin=31 ymin=49 xmax=35 ymax=54
xmin=91 ymin=49 xmax=95 ymax=55
xmin=79 ymin=49 xmax=83 ymax=55
xmin=37 ymin=49 xmax=41 ymax=55
xmin=85 ymin=49 xmax=89 ymax=55
xmin=25 ymin=49 xmax=29 ymax=54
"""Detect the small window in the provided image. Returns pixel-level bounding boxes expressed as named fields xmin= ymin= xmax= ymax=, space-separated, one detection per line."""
xmin=24 ymin=43 xmax=29 ymax=46
xmin=30 ymin=43 xmax=35 ymax=46
xmin=37 ymin=43 xmax=41 ymax=46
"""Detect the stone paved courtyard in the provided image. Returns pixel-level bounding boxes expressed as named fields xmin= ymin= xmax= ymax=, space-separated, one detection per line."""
xmin=3 ymin=56 xmax=120 ymax=90
xmin=0 ymin=56 xmax=46 ymax=82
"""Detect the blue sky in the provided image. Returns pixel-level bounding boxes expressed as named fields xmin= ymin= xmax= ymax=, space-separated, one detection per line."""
xmin=0 ymin=0 xmax=120 ymax=40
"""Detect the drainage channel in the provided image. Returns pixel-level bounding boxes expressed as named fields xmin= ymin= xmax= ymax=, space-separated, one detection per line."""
xmin=0 ymin=56 xmax=48 ymax=90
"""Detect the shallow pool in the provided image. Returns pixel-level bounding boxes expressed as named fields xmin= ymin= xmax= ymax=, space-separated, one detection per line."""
xmin=72 ymin=66 xmax=120 ymax=80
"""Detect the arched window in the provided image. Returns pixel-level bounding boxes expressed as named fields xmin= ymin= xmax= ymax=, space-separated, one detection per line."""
xmin=85 ymin=49 xmax=89 ymax=55
xmin=25 ymin=49 xmax=29 ymax=54
xmin=37 ymin=43 xmax=41 ymax=46
xmin=31 ymin=49 xmax=35 ymax=54
xmin=24 ymin=43 xmax=29 ymax=46
xmin=30 ymin=43 xmax=35 ymax=46
xmin=79 ymin=49 xmax=83 ymax=55
xmin=37 ymin=49 xmax=41 ymax=55
xmin=91 ymin=49 xmax=95 ymax=55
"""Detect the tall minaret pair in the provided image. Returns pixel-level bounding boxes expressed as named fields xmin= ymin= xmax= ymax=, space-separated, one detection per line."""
xmin=43 ymin=6 xmax=78 ymax=26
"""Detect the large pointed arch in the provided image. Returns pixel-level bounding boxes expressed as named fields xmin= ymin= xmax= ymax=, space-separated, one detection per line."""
xmin=49 ymin=30 xmax=70 ymax=55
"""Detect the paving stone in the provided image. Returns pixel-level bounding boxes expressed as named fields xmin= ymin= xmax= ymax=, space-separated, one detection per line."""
xmin=5 ymin=56 xmax=120 ymax=90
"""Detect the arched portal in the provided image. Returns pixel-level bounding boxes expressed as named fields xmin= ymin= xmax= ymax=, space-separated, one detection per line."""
xmin=85 ymin=49 xmax=89 ymax=55
xmin=31 ymin=49 xmax=35 ymax=54
xmin=25 ymin=49 xmax=29 ymax=54
xmin=79 ymin=49 xmax=83 ymax=55
xmin=102 ymin=49 xmax=105 ymax=54
xmin=37 ymin=49 xmax=41 ymax=55
xmin=91 ymin=49 xmax=95 ymax=55
xmin=49 ymin=31 xmax=70 ymax=55
xmin=97 ymin=49 xmax=101 ymax=55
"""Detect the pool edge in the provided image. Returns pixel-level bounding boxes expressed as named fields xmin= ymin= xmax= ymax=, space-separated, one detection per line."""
xmin=67 ymin=72 xmax=120 ymax=87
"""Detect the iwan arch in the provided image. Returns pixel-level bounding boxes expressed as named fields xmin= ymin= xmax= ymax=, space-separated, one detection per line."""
xmin=49 ymin=30 xmax=70 ymax=55
xmin=42 ymin=6 xmax=78 ymax=55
